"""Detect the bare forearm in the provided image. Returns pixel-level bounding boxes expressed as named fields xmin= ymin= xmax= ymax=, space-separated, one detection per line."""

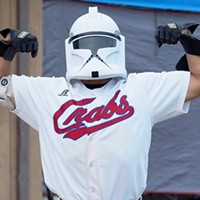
xmin=0 ymin=32 xmax=11 ymax=77
xmin=187 ymin=54 xmax=200 ymax=77
xmin=185 ymin=53 xmax=200 ymax=101
xmin=0 ymin=57 xmax=11 ymax=77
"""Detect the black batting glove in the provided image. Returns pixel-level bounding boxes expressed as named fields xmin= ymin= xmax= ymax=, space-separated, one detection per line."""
xmin=0 ymin=28 xmax=39 ymax=61
xmin=155 ymin=23 xmax=199 ymax=48
xmin=155 ymin=23 xmax=182 ymax=47
xmin=155 ymin=23 xmax=199 ymax=71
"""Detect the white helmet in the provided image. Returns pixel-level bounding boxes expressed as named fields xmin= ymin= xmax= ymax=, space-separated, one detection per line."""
xmin=65 ymin=7 xmax=127 ymax=81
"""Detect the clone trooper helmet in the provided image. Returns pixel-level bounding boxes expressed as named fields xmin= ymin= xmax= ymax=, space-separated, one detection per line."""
xmin=65 ymin=7 xmax=127 ymax=81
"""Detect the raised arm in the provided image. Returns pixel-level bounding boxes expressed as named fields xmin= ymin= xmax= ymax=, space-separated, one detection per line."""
xmin=0 ymin=28 xmax=39 ymax=109
xmin=155 ymin=23 xmax=200 ymax=102
xmin=186 ymin=54 xmax=200 ymax=101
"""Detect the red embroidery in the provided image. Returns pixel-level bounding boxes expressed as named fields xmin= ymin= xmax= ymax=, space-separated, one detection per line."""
xmin=53 ymin=90 xmax=134 ymax=140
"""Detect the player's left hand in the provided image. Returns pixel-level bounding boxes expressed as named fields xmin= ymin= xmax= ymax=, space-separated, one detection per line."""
xmin=155 ymin=23 xmax=182 ymax=47
xmin=155 ymin=23 xmax=199 ymax=48
xmin=155 ymin=23 xmax=200 ymax=71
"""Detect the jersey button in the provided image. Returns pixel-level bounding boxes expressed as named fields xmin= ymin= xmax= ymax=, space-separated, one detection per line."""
xmin=89 ymin=161 xmax=94 ymax=168
xmin=89 ymin=187 xmax=96 ymax=193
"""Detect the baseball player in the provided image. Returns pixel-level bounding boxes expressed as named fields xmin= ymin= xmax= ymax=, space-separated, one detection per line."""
xmin=1 ymin=6 xmax=200 ymax=200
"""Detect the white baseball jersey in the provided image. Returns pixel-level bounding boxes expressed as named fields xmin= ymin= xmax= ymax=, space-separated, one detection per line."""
xmin=11 ymin=71 xmax=190 ymax=200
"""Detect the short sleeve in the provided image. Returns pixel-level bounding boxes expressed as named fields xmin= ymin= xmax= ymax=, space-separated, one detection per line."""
xmin=136 ymin=71 xmax=190 ymax=124
xmin=11 ymin=75 xmax=43 ymax=130
xmin=11 ymin=75 xmax=66 ymax=131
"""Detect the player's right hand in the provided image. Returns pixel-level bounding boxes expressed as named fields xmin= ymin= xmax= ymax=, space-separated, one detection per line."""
xmin=0 ymin=28 xmax=39 ymax=61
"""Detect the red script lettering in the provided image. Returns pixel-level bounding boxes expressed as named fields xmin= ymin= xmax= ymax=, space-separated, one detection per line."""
xmin=53 ymin=90 xmax=134 ymax=140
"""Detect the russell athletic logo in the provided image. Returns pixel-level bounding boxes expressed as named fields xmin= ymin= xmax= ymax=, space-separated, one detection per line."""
xmin=53 ymin=90 xmax=134 ymax=140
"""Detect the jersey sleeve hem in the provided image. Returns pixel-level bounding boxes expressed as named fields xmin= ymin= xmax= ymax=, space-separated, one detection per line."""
xmin=154 ymin=72 xmax=190 ymax=124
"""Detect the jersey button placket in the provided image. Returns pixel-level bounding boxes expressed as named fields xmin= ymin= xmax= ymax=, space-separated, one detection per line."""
xmin=85 ymin=96 xmax=103 ymax=200
xmin=89 ymin=186 xmax=96 ymax=193
xmin=86 ymin=134 xmax=101 ymax=200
